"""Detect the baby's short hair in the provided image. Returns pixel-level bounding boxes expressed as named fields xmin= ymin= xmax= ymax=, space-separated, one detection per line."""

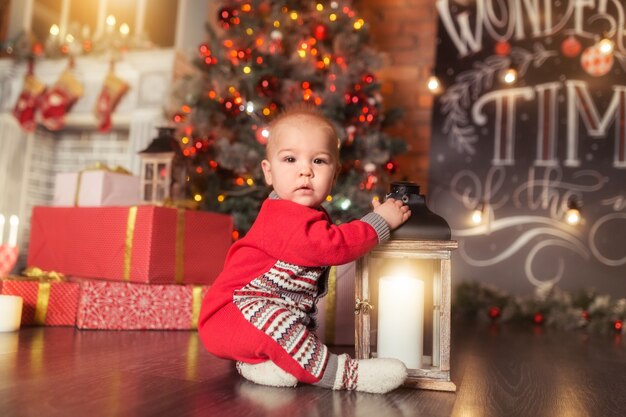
xmin=266 ymin=104 xmax=340 ymax=161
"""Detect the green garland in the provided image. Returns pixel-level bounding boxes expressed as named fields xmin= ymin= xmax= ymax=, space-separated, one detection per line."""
xmin=453 ymin=281 xmax=626 ymax=334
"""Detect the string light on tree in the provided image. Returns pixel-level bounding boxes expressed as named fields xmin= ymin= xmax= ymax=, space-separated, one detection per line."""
xmin=169 ymin=0 xmax=407 ymax=233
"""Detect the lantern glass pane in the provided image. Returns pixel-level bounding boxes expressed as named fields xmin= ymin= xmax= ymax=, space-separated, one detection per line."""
xmin=158 ymin=163 xmax=168 ymax=179
xmin=156 ymin=184 xmax=166 ymax=201
xmin=143 ymin=183 xmax=152 ymax=201
xmin=144 ymin=162 xmax=154 ymax=180
xmin=366 ymin=255 xmax=441 ymax=369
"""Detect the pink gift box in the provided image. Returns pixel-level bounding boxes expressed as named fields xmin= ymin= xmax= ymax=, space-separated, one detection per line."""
xmin=75 ymin=279 xmax=209 ymax=330
xmin=53 ymin=171 xmax=141 ymax=207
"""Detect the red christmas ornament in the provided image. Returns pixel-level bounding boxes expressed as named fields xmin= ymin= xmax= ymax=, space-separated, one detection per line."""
xmin=581 ymin=44 xmax=614 ymax=77
xmin=561 ymin=36 xmax=582 ymax=58
xmin=488 ymin=306 xmax=501 ymax=320
xmin=495 ymin=40 xmax=511 ymax=56
xmin=614 ymin=320 xmax=623 ymax=332
xmin=533 ymin=312 xmax=544 ymax=325
xmin=313 ymin=23 xmax=328 ymax=41
xmin=581 ymin=310 xmax=590 ymax=321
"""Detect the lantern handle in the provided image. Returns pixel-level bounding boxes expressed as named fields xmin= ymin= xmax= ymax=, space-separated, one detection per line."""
xmin=354 ymin=298 xmax=373 ymax=315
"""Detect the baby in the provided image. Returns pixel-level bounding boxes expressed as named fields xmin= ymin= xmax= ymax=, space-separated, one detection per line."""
xmin=198 ymin=106 xmax=411 ymax=394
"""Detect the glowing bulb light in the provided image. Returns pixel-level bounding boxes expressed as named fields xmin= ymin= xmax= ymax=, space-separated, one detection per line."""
xmin=598 ymin=38 xmax=615 ymax=55
xmin=427 ymin=76 xmax=441 ymax=93
xmin=471 ymin=209 xmax=483 ymax=225
xmin=565 ymin=208 xmax=581 ymax=225
xmin=503 ymin=68 xmax=517 ymax=84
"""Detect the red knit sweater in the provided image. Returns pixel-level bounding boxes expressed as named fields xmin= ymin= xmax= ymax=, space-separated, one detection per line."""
xmin=199 ymin=198 xmax=384 ymax=328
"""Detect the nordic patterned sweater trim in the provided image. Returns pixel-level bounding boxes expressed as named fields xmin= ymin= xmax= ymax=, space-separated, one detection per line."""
xmin=233 ymin=260 xmax=329 ymax=378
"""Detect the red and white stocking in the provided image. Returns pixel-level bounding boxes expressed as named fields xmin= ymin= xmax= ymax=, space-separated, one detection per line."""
xmin=12 ymin=64 xmax=46 ymax=132
xmin=39 ymin=69 xmax=84 ymax=131
xmin=94 ymin=71 xmax=129 ymax=132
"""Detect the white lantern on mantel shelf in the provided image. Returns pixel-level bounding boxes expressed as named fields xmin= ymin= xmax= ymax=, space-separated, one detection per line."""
xmin=355 ymin=182 xmax=458 ymax=392
xmin=137 ymin=127 xmax=186 ymax=205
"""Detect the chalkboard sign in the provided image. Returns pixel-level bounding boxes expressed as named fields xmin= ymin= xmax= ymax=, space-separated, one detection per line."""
xmin=428 ymin=0 xmax=626 ymax=295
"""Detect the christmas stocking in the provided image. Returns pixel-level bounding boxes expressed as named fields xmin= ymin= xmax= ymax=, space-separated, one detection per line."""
xmin=39 ymin=69 xmax=84 ymax=131
xmin=13 ymin=69 xmax=46 ymax=132
xmin=94 ymin=71 xmax=130 ymax=132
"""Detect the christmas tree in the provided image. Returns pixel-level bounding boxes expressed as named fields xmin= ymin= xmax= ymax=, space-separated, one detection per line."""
xmin=169 ymin=0 xmax=406 ymax=236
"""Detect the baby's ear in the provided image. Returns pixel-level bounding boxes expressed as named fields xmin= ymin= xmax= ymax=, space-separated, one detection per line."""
xmin=261 ymin=159 xmax=273 ymax=185
xmin=333 ymin=162 xmax=342 ymax=181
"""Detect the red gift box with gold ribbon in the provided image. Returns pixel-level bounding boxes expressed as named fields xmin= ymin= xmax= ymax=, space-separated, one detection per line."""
xmin=75 ymin=279 xmax=208 ymax=330
xmin=0 ymin=270 xmax=79 ymax=326
xmin=27 ymin=206 xmax=232 ymax=285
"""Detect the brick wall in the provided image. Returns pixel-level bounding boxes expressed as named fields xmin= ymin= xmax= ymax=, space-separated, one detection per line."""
xmin=361 ymin=0 xmax=437 ymax=192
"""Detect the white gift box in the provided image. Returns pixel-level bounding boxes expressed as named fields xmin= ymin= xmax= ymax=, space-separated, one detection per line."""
xmin=53 ymin=171 xmax=141 ymax=207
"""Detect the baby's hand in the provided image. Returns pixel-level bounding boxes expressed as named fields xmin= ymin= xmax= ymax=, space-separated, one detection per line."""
xmin=372 ymin=198 xmax=411 ymax=230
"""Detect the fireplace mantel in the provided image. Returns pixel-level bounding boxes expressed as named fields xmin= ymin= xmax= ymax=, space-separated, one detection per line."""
xmin=0 ymin=48 xmax=186 ymax=270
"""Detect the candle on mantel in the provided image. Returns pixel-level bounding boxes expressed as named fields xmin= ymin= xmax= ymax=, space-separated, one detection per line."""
xmin=106 ymin=15 xmax=117 ymax=33
xmin=8 ymin=215 xmax=19 ymax=247
xmin=377 ymin=275 xmax=424 ymax=369
xmin=0 ymin=295 xmax=23 ymax=332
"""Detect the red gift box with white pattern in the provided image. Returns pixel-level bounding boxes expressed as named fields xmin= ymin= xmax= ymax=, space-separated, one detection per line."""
xmin=27 ymin=206 xmax=232 ymax=285
xmin=0 ymin=277 xmax=79 ymax=326
xmin=75 ymin=279 xmax=209 ymax=330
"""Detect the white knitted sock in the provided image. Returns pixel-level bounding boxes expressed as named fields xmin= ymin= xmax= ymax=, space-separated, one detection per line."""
xmin=328 ymin=354 xmax=407 ymax=394
xmin=236 ymin=360 xmax=298 ymax=388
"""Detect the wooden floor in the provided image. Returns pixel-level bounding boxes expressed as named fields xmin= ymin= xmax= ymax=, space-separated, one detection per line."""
xmin=1 ymin=322 xmax=626 ymax=417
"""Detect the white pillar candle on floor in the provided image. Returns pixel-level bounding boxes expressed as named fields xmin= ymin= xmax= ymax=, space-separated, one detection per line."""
xmin=0 ymin=295 xmax=23 ymax=332
xmin=377 ymin=275 xmax=424 ymax=369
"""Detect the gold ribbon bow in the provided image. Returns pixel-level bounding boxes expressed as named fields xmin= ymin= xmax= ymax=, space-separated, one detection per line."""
xmin=21 ymin=267 xmax=66 ymax=325
xmin=22 ymin=266 xmax=66 ymax=282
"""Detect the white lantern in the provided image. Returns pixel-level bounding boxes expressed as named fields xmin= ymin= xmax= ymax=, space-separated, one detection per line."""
xmin=138 ymin=127 xmax=186 ymax=204
xmin=355 ymin=182 xmax=457 ymax=391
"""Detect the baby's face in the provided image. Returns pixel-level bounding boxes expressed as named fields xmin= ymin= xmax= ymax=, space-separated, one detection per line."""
xmin=262 ymin=120 xmax=338 ymax=208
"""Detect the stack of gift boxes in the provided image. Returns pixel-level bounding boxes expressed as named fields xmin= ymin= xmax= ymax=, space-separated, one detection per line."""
xmin=0 ymin=168 xmax=233 ymax=330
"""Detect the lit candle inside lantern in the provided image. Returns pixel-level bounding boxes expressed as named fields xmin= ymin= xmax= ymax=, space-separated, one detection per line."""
xmin=8 ymin=215 xmax=18 ymax=248
xmin=0 ymin=214 xmax=4 ymax=244
xmin=377 ymin=275 xmax=424 ymax=369
xmin=0 ymin=295 xmax=23 ymax=332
